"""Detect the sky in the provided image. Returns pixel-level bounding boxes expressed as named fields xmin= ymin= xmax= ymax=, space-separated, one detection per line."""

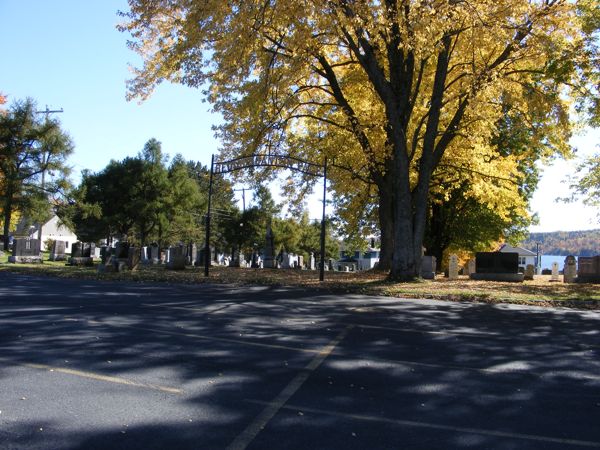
xmin=0 ymin=0 xmax=598 ymax=233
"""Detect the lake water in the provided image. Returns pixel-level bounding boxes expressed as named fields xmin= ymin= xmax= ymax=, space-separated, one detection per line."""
xmin=540 ymin=255 xmax=577 ymax=270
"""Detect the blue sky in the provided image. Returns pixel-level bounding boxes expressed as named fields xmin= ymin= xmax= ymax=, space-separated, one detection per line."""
xmin=1 ymin=0 xmax=598 ymax=232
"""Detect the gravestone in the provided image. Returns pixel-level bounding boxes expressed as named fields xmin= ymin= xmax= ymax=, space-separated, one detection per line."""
xmin=71 ymin=241 xmax=83 ymax=257
xmin=251 ymin=251 xmax=260 ymax=268
xmin=421 ymin=256 xmax=436 ymax=279
xmin=49 ymin=240 xmax=67 ymax=261
xmin=115 ymin=242 xmax=130 ymax=259
xmin=127 ymin=246 xmax=141 ymax=271
xmin=297 ymin=255 xmax=304 ymax=270
xmin=550 ymin=262 xmax=560 ymax=282
xmin=67 ymin=241 xmax=94 ymax=266
xmin=82 ymin=243 xmax=95 ymax=258
xmin=448 ymin=254 xmax=459 ymax=280
xmin=263 ymin=225 xmax=275 ymax=269
xmin=99 ymin=246 xmax=109 ymax=265
xmin=564 ymin=256 xmax=577 ymax=283
xmin=141 ymin=246 xmax=149 ymax=263
xmin=309 ymin=252 xmax=316 ymax=271
xmin=576 ymin=255 xmax=600 ymax=283
xmin=150 ymin=245 xmax=160 ymax=264
xmin=281 ymin=250 xmax=290 ymax=269
xmin=470 ymin=252 xmax=523 ymax=282
xmin=167 ymin=245 xmax=185 ymax=270
xmin=9 ymin=238 xmax=42 ymax=263
xmin=524 ymin=264 xmax=535 ymax=280
xmin=186 ymin=243 xmax=197 ymax=266
xmin=467 ymin=258 xmax=476 ymax=276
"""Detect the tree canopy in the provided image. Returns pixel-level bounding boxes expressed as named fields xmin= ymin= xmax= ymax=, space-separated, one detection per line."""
xmin=120 ymin=0 xmax=599 ymax=279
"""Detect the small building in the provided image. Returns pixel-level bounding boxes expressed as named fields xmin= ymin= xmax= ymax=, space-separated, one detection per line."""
xmin=14 ymin=215 xmax=79 ymax=252
xmin=499 ymin=243 xmax=536 ymax=273
xmin=337 ymin=248 xmax=380 ymax=271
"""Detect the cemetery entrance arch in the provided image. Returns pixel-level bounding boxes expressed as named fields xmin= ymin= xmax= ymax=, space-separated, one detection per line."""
xmin=204 ymin=153 xmax=328 ymax=281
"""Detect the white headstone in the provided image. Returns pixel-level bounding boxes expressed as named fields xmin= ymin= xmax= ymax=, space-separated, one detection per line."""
xmin=448 ymin=254 xmax=459 ymax=280
xmin=551 ymin=262 xmax=560 ymax=281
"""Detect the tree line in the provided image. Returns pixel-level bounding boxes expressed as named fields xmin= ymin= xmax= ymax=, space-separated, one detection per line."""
xmin=522 ymin=230 xmax=600 ymax=257
xmin=57 ymin=138 xmax=339 ymax=262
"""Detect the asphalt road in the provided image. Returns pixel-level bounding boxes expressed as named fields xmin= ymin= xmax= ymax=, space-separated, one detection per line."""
xmin=0 ymin=271 xmax=599 ymax=449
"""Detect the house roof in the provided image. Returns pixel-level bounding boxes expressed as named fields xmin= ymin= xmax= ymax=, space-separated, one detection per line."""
xmin=499 ymin=243 xmax=536 ymax=257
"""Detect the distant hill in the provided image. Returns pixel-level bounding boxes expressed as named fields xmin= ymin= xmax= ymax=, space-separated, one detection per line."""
xmin=521 ymin=230 xmax=600 ymax=256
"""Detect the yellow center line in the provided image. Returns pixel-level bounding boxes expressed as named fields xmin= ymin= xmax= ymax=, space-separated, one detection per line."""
xmin=3 ymin=359 xmax=182 ymax=394
xmin=226 ymin=324 xmax=354 ymax=450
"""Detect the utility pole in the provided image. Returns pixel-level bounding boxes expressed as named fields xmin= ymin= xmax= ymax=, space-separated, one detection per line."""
xmin=34 ymin=105 xmax=63 ymax=242
xmin=234 ymin=187 xmax=250 ymax=212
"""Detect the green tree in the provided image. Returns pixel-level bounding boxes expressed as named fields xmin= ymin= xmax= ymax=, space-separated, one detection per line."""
xmin=162 ymin=155 xmax=204 ymax=245
xmin=0 ymin=98 xmax=73 ymax=249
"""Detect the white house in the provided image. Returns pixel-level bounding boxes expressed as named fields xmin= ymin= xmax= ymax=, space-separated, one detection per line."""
xmin=15 ymin=215 xmax=79 ymax=251
xmin=499 ymin=243 xmax=536 ymax=272
xmin=337 ymin=248 xmax=380 ymax=271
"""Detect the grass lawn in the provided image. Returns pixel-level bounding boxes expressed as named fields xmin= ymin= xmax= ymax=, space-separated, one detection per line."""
xmin=0 ymin=252 xmax=598 ymax=309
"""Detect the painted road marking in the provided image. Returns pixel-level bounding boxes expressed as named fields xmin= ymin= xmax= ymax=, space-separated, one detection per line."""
xmin=82 ymin=319 xmax=327 ymax=354
xmin=246 ymin=401 xmax=600 ymax=448
xmin=2 ymin=359 xmax=182 ymax=394
xmin=226 ymin=325 xmax=354 ymax=450
xmin=75 ymin=319 xmax=600 ymax=380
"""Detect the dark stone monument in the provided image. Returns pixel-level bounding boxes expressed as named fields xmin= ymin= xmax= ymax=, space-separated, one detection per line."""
xmin=167 ymin=245 xmax=185 ymax=270
xmin=115 ymin=242 xmax=130 ymax=259
xmin=263 ymin=225 xmax=275 ymax=269
xmin=100 ymin=246 xmax=110 ymax=265
xmin=68 ymin=241 xmax=94 ymax=266
xmin=9 ymin=238 xmax=42 ymax=263
xmin=470 ymin=252 xmax=524 ymax=282
xmin=251 ymin=250 xmax=260 ymax=268
xmin=49 ymin=240 xmax=67 ymax=261
xmin=576 ymin=256 xmax=600 ymax=283
xmin=71 ymin=241 xmax=83 ymax=257
xmin=420 ymin=256 xmax=436 ymax=279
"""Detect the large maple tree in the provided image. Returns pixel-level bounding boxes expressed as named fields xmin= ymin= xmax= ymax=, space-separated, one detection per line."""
xmin=120 ymin=0 xmax=598 ymax=280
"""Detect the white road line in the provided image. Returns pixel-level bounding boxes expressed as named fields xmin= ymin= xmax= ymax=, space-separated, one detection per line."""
xmin=246 ymin=400 xmax=600 ymax=448
xmin=226 ymin=325 xmax=354 ymax=450
xmin=77 ymin=319 xmax=600 ymax=380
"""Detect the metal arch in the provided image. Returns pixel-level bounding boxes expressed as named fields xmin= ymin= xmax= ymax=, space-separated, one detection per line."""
xmin=204 ymin=153 xmax=328 ymax=281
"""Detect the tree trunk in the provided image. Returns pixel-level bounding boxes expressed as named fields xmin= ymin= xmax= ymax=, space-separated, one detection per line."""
xmin=390 ymin=167 xmax=418 ymax=280
xmin=376 ymin=177 xmax=394 ymax=271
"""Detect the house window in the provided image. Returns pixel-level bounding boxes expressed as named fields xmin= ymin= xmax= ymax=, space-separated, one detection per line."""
xmin=519 ymin=257 xmax=526 ymax=265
